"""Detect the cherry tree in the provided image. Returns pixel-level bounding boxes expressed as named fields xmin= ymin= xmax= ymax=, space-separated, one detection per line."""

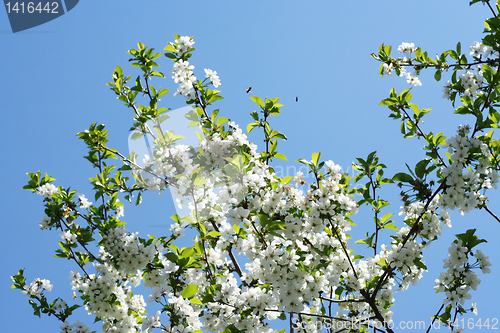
xmin=11 ymin=1 xmax=500 ymax=332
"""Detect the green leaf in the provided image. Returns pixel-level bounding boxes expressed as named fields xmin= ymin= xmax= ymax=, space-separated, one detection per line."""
xmin=165 ymin=53 xmax=177 ymax=60
xmin=274 ymin=153 xmax=288 ymax=161
xmin=434 ymin=70 xmax=442 ymax=81
xmin=165 ymin=252 xmax=178 ymax=263
xmin=379 ymin=97 xmax=397 ymax=106
xmin=158 ymin=88 xmax=170 ymax=97
xmin=311 ymin=152 xmax=321 ymax=168
xmin=258 ymin=213 xmax=270 ymax=227
xmin=456 ymin=229 xmax=487 ymax=250
xmin=455 ymin=106 xmax=470 ymax=115
xmin=135 ymin=192 xmax=142 ymax=206
xmin=208 ymin=94 xmax=224 ymax=104
xmin=207 ymin=230 xmax=221 ymax=237
xmin=217 ymin=117 xmax=229 ymax=127
xmin=151 ymin=71 xmax=164 ymax=78
xmin=393 ymin=172 xmax=414 ymax=184
xmin=249 ymin=96 xmax=265 ymax=109
xmin=247 ymin=122 xmax=259 ymax=133
xmin=489 ymin=108 xmax=500 ymax=125
xmin=415 ymin=48 xmax=423 ymax=61
xmin=483 ymin=64 xmax=493 ymax=82
xmin=380 ymin=213 xmax=393 ymax=224
xmin=296 ymin=158 xmax=312 ymax=168
xmin=383 ymin=44 xmax=392 ymax=57
xmin=409 ymin=103 xmax=419 ymax=117
xmin=182 ymin=284 xmax=199 ymax=299
xmin=29 ymin=300 xmax=41 ymax=317
xmin=384 ymin=224 xmax=399 ymax=231
xmin=250 ymin=111 xmax=259 ymax=121
xmin=193 ymin=242 xmax=204 ymax=257
xmin=271 ymin=132 xmax=287 ymax=140
xmin=130 ymin=132 xmax=143 ymax=140
xmin=180 ymin=247 xmax=195 ymax=258
xmin=190 ymin=297 xmax=203 ymax=305
xmin=163 ymin=44 xmax=176 ymax=52
xmin=415 ymin=159 xmax=430 ymax=179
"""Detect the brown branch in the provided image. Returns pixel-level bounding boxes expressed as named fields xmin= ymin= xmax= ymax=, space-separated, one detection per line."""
xmin=209 ymin=219 xmax=249 ymax=287
xmin=371 ymin=181 xmax=445 ymax=300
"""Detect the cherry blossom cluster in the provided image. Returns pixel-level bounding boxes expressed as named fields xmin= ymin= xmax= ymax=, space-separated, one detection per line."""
xmin=60 ymin=320 xmax=92 ymax=333
xmin=434 ymin=240 xmax=491 ymax=310
xmin=204 ymin=68 xmax=221 ymax=88
xmin=439 ymin=125 xmax=498 ymax=214
xmin=398 ymin=42 xmax=417 ymax=54
xmin=404 ymin=71 xmax=422 ymax=87
xmin=441 ymin=41 xmax=497 ymax=100
xmin=39 ymin=214 xmax=51 ymax=229
xmin=36 ymin=183 xmax=58 ymax=198
xmin=172 ymin=36 xmax=195 ymax=55
xmin=398 ymin=66 xmax=422 ymax=87
xmin=459 ymin=68 xmax=483 ymax=98
xmin=78 ymin=194 xmax=91 ymax=209
xmin=170 ymin=59 xmax=196 ymax=100
xmin=383 ymin=42 xmax=422 ymax=86
xmin=60 ymin=229 xmax=77 ymax=244
xmin=22 ymin=277 xmax=53 ymax=298
xmin=166 ymin=295 xmax=203 ymax=331
xmin=442 ymin=80 xmax=452 ymax=99
xmin=168 ymin=36 xmax=221 ymax=101
xmin=73 ymin=262 xmax=147 ymax=333
xmin=167 ymin=37 xmax=197 ymax=100
xmin=375 ymin=197 xmax=453 ymax=294
xmin=141 ymin=311 xmax=161 ymax=333
xmin=469 ymin=41 xmax=497 ymax=59
xmin=100 ymin=227 xmax=156 ymax=275
xmin=383 ymin=63 xmax=394 ymax=76
xmin=62 ymin=225 xmax=157 ymax=331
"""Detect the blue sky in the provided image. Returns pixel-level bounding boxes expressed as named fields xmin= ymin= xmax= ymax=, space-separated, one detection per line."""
xmin=1 ymin=1 xmax=499 ymax=332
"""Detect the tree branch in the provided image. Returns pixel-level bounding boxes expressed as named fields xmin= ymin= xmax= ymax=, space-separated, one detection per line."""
xmin=426 ymin=304 xmax=444 ymax=333
xmin=484 ymin=204 xmax=500 ymax=223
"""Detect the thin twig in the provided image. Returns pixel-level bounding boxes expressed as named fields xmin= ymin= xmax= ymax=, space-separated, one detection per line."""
xmin=100 ymin=145 xmax=170 ymax=186
xmin=209 ymin=219 xmax=249 ymax=287
xmin=486 ymin=0 xmax=497 ymax=17
xmin=426 ymin=304 xmax=444 ymax=333
xmin=484 ymin=205 xmax=500 ymax=223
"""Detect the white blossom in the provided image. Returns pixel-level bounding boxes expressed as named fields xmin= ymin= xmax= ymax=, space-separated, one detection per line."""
xmin=36 ymin=183 xmax=57 ymax=198
xmin=398 ymin=42 xmax=417 ymax=53
xmin=205 ymin=68 xmax=221 ymax=87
